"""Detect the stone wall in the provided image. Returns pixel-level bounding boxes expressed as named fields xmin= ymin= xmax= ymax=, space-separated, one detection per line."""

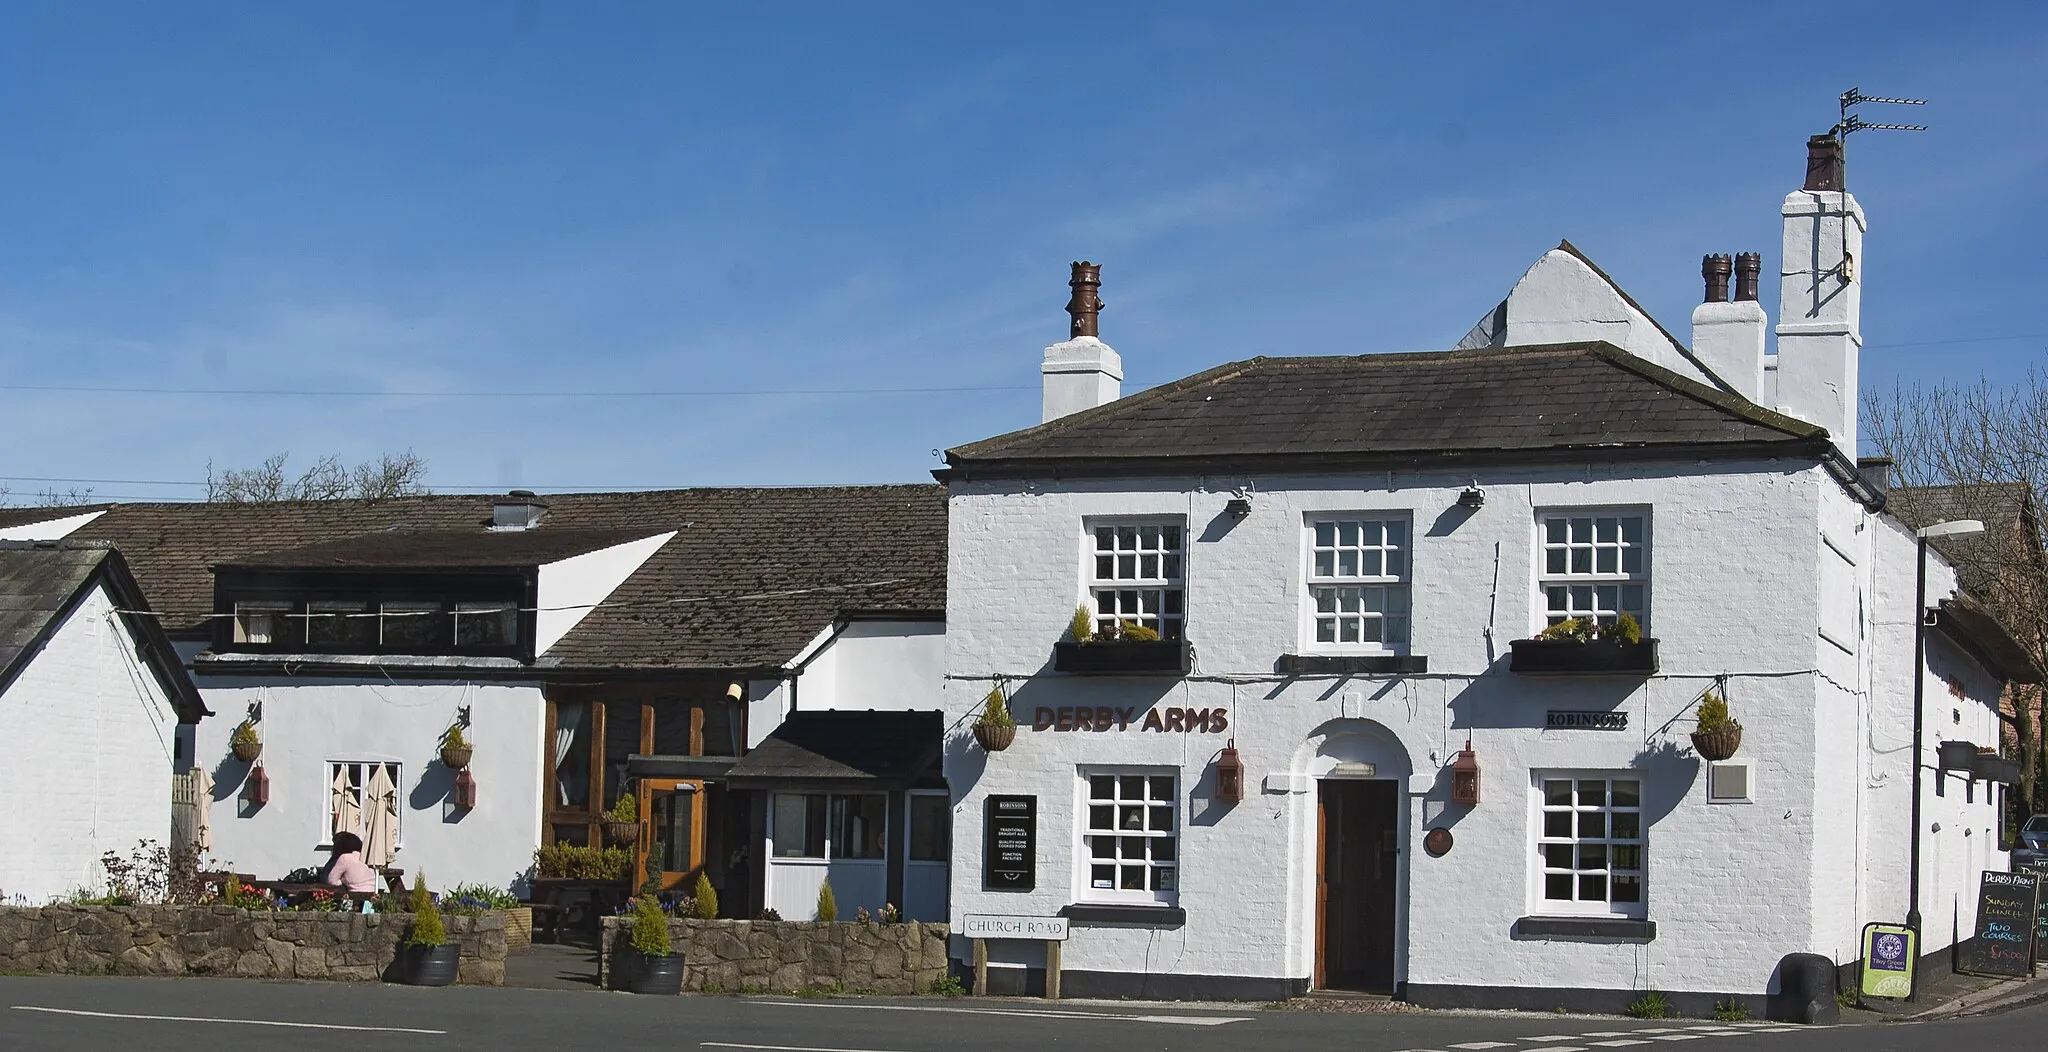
xmin=0 ymin=906 xmax=507 ymax=985
xmin=599 ymin=917 xmax=950 ymax=994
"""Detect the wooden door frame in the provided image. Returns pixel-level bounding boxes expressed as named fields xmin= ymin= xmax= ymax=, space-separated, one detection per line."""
xmin=1314 ymin=785 xmax=1330 ymax=989
xmin=636 ymin=777 xmax=708 ymax=891
xmin=1315 ymin=778 xmax=1400 ymax=993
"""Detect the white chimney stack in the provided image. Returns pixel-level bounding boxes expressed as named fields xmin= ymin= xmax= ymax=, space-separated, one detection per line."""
xmin=1691 ymin=252 xmax=1768 ymax=403
xmin=1774 ymin=135 xmax=1864 ymax=458
xmin=1041 ymin=261 xmax=1123 ymax=423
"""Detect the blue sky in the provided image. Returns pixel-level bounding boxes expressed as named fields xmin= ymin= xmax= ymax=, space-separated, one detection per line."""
xmin=1 ymin=3 xmax=2042 ymax=501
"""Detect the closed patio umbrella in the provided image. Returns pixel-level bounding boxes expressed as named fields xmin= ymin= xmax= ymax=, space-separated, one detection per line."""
xmin=331 ymin=766 xmax=361 ymax=840
xmin=192 ymin=767 xmax=214 ymax=853
xmin=363 ymin=764 xmax=399 ymax=868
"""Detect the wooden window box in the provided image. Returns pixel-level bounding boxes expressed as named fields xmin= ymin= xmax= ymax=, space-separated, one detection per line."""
xmin=1509 ymin=638 xmax=1659 ymax=675
xmin=1053 ymin=640 xmax=1191 ymax=676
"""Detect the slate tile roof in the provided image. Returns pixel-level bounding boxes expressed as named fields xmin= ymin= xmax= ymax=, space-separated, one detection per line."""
xmin=944 ymin=341 xmax=1825 ymax=477
xmin=0 ymin=539 xmax=205 ymax=718
xmin=218 ymin=527 xmax=667 ymax=570
xmin=0 ymin=485 xmax=946 ymax=671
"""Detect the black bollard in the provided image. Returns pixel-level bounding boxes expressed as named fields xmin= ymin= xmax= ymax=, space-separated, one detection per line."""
xmin=1767 ymin=953 xmax=1840 ymax=1024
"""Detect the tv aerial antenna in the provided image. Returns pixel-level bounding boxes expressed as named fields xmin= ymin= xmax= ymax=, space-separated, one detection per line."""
xmin=1824 ymin=88 xmax=1926 ymax=281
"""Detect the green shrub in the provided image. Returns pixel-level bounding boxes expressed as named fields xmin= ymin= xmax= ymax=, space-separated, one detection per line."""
xmin=976 ymin=687 xmax=1015 ymax=729
xmin=1712 ymin=997 xmax=1749 ymax=1022
xmin=442 ymin=723 xmax=470 ymax=750
xmin=929 ymin=974 xmax=966 ymax=997
xmin=691 ymin=872 xmax=719 ymax=920
xmin=1625 ymin=990 xmax=1672 ymax=1019
xmin=229 ymin=720 xmax=260 ymax=749
xmin=1118 ymin=619 xmax=1160 ymax=642
xmin=1696 ymin=690 xmax=1741 ymax=733
xmin=1836 ymin=987 xmax=1860 ymax=1009
xmin=404 ymin=873 xmax=447 ymax=948
xmin=533 ymin=843 xmax=632 ymax=880
xmin=1598 ymin=613 xmax=1642 ymax=644
xmin=606 ymin=793 xmax=638 ymax=823
xmin=1538 ymin=617 xmax=1595 ymax=642
xmin=816 ymin=879 xmax=837 ymax=922
xmin=628 ymin=894 xmax=671 ymax=956
xmin=1069 ymin=606 xmax=1094 ymax=643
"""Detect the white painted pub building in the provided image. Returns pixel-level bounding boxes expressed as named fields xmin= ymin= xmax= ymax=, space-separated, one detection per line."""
xmin=936 ymin=137 xmax=2037 ymax=1011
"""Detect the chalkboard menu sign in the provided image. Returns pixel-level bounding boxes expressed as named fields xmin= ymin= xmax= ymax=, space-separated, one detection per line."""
xmin=2018 ymin=860 xmax=2048 ymax=954
xmin=984 ymin=795 xmax=1036 ymax=892
xmin=1957 ymin=870 xmax=2040 ymax=978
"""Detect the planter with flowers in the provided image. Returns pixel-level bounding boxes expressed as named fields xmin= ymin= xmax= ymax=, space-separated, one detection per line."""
xmin=229 ymin=719 xmax=263 ymax=762
xmin=1053 ymin=606 xmax=1191 ymax=675
xmin=397 ymin=873 xmax=460 ymax=986
xmin=1510 ymin=614 xmax=1659 ymax=675
xmin=1690 ymin=690 xmax=1743 ymax=761
xmin=972 ymin=686 xmax=1016 ymax=752
xmin=440 ymin=724 xmax=473 ymax=769
xmin=616 ymin=894 xmax=683 ymax=994
xmin=604 ymin=793 xmax=641 ymax=847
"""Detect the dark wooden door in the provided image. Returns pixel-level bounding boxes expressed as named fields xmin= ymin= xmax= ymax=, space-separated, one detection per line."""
xmin=1316 ymin=779 xmax=1399 ymax=992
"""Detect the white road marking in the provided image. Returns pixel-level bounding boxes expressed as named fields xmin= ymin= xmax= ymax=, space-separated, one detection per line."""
xmin=1646 ymin=1037 xmax=1704 ymax=1042
xmin=9 ymin=1005 xmax=445 ymax=1034
xmin=704 ymin=1044 xmax=919 ymax=1052
xmin=1451 ymin=1043 xmax=1516 ymax=1049
xmin=1633 ymin=1030 xmax=1679 ymax=1035
xmin=1581 ymin=1034 xmax=1635 ymax=1039
xmin=1521 ymin=1037 xmax=1584 ymax=1043
xmin=750 ymin=999 xmax=1251 ymax=1026
xmin=1589 ymin=1042 xmax=1651 ymax=1048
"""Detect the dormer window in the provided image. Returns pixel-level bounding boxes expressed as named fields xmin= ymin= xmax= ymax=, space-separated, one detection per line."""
xmin=380 ymin=602 xmax=441 ymax=647
xmin=234 ymin=602 xmax=292 ymax=644
xmin=307 ymin=601 xmax=373 ymax=647
xmin=218 ymin=588 xmax=528 ymax=658
xmin=455 ymin=602 xmax=519 ymax=647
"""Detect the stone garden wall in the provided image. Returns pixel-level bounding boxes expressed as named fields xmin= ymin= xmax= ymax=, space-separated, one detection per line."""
xmin=0 ymin=906 xmax=507 ymax=985
xmin=600 ymin=917 xmax=950 ymax=994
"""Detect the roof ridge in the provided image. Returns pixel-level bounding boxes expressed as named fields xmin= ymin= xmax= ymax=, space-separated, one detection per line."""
xmin=1579 ymin=342 xmax=1827 ymax=440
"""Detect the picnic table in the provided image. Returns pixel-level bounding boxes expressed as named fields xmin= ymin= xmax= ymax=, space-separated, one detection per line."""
xmin=526 ymin=878 xmax=630 ymax=943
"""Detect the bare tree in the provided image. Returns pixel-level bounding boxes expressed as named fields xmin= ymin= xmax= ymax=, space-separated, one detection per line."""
xmin=205 ymin=451 xmax=429 ymax=503
xmin=1866 ymin=375 xmax=2048 ymax=822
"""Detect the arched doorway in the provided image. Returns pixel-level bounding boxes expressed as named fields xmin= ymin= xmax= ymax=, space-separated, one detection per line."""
xmin=1305 ymin=722 xmax=1410 ymax=993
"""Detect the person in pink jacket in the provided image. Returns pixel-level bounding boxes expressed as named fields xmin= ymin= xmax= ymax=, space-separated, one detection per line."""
xmin=321 ymin=831 xmax=379 ymax=893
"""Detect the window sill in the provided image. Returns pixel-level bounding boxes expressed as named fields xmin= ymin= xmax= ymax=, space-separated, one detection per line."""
xmin=1508 ymin=638 xmax=1659 ymax=675
xmin=1512 ymin=915 xmax=1656 ymax=941
xmin=1052 ymin=640 xmax=1191 ymax=676
xmin=1059 ymin=903 xmax=1186 ymax=928
xmin=1276 ymin=653 xmax=1428 ymax=676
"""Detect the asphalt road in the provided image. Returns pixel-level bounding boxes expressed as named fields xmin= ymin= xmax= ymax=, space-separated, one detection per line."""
xmin=1 ymin=976 xmax=2042 ymax=1052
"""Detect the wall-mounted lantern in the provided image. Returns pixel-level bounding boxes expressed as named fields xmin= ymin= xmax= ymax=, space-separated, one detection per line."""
xmin=1214 ymin=745 xmax=1245 ymax=803
xmin=1224 ymin=497 xmax=1252 ymax=520
xmin=1450 ymin=739 xmax=1481 ymax=806
xmin=453 ymin=769 xmax=479 ymax=810
xmin=243 ymin=764 xmax=270 ymax=807
xmin=1457 ymin=486 xmax=1485 ymax=510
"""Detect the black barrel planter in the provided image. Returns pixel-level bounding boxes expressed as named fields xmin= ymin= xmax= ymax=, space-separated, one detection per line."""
xmin=400 ymin=943 xmax=461 ymax=986
xmin=623 ymin=952 xmax=685 ymax=995
xmin=1509 ymin=638 xmax=1659 ymax=675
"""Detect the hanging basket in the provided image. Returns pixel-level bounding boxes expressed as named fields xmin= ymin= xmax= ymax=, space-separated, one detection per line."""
xmin=605 ymin=820 xmax=641 ymax=847
xmin=231 ymin=739 xmax=263 ymax=762
xmin=973 ymin=722 xmax=1017 ymax=752
xmin=440 ymin=745 xmax=473 ymax=769
xmin=1690 ymin=725 xmax=1743 ymax=762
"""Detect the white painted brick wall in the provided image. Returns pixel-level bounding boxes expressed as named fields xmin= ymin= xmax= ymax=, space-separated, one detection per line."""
xmin=0 ymin=583 xmax=180 ymax=903
xmin=944 ymin=461 xmax=1863 ymax=996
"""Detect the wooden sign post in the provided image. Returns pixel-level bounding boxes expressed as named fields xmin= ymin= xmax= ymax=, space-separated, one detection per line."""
xmin=961 ymin=914 xmax=1070 ymax=1000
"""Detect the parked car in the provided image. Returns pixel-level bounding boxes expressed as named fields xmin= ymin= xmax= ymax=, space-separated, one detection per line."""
xmin=2016 ymin=814 xmax=2048 ymax=866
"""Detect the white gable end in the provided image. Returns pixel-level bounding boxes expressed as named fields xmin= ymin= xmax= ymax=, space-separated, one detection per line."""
xmin=0 ymin=510 xmax=107 ymax=542
xmin=1457 ymin=248 xmax=1719 ymax=387
xmin=533 ymin=531 xmax=677 ymax=656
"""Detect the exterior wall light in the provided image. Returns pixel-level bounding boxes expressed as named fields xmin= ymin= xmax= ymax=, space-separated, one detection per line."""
xmin=1224 ymin=497 xmax=1252 ymax=520
xmin=1214 ymin=745 xmax=1245 ymax=803
xmin=453 ymin=768 xmax=479 ymax=810
xmin=1457 ymin=486 xmax=1485 ymax=510
xmin=243 ymin=764 xmax=270 ymax=807
xmin=1451 ymin=739 xmax=1481 ymax=806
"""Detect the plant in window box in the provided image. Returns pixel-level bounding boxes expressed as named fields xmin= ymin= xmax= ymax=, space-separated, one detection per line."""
xmin=1055 ymin=615 xmax=1189 ymax=674
xmin=1510 ymin=614 xmax=1658 ymax=674
xmin=439 ymin=723 xmax=473 ymax=770
xmin=228 ymin=719 xmax=262 ymax=762
xmin=1689 ymin=690 xmax=1743 ymax=762
xmin=972 ymin=686 xmax=1017 ymax=752
xmin=604 ymin=793 xmax=641 ymax=847
xmin=620 ymin=893 xmax=683 ymax=994
xmin=398 ymin=872 xmax=460 ymax=986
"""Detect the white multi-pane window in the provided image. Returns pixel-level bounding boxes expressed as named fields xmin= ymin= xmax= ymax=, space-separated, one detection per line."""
xmin=1306 ymin=517 xmax=1410 ymax=648
xmin=1539 ymin=512 xmax=1648 ymax=629
xmin=1088 ymin=521 xmax=1185 ymax=640
xmin=1082 ymin=770 xmax=1178 ymax=903
xmin=1535 ymin=775 xmax=1644 ymax=916
xmin=327 ymin=761 xmax=402 ymax=845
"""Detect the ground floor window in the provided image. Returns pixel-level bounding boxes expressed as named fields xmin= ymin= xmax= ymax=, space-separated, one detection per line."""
xmin=1534 ymin=774 xmax=1643 ymax=916
xmin=772 ymin=792 xmax=887 ymax=860
xmin=327 ymin=760 xmax=401 ymax=847
xmin=1081 ymin=769 xmax=1178 ymax=903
